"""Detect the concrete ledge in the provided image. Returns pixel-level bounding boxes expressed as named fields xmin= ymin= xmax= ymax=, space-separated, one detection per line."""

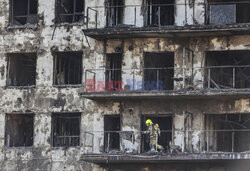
xmin=81 ymin=152 xmax=250 ymax=164
xmin=79 ymin=89 xmax=250 ymax=100
xmin=82 ymin=24 xmax=250 ymax=39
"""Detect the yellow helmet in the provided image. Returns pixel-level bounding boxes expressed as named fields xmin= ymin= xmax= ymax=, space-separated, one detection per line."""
xmin=146 ymin=119 xmax=152 ymax=125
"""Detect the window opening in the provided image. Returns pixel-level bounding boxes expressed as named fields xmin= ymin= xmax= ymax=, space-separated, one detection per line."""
xmin=7 ymin=53 xmax=37 ymax=87
xmin=205 ymin=50 xmax=250 ymax=89
xmin=107 ymin=0 xmax=124 ymax=27
xmin=144 ymin=52 xmax=174 ymax=91
xmin=146 ymin=0 xmax=175 ymax=26
xmin=52 ymin=113 xmax=81 ymax=147
xmin=141 ymin=115 xmax=172 ymax=153
xmin=54 ymin=52 xmax=82 ymax=85
xmin=5 ymin=114 xmax=34 ymax=147
xmin=205 ymin=114 xmax=250 ymax=152
xmin=11 ymin=0 xmax=38 ymax=25
xmin=56 ymin=0 xmax=85 ymax=23
xmin=105 ymin=53 xmax=122 ymax=91
xmin=104 ymin=115 xmax=121 ymax=153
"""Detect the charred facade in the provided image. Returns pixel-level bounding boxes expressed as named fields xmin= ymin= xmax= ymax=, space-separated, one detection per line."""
xmin=1 ymin=0 xmax=250 ymax=171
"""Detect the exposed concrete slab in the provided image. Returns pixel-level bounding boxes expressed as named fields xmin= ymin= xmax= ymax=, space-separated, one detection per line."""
xmin=82 ymin=153 xmax=250 ymax=164
xmin=80 ymin=89 xmax=250 ymax=100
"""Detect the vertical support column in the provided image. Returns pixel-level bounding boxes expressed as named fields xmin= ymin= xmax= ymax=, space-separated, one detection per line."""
xmin=233 ymin=67 xmax=235 ymax=88
xmin=95 ymin=10 xmax=98 ymax=29
xmin=115 ymin=1 xmax=118 ymax=25
xmin=73 ymin=0 xmax=76 ymax=22
xmin=86 ymin=7 xmax=89 ymax=29
xmin=53 ymin=54 xmax=57 ymax=85
xmin=232 ymin=131 xmax=235 ymax=152
xmin=184 ymin=0 xmax=187 ymax=24
xmin=68 ymin=58 xmax=70 ymax=84
xmin=0 ymin=113 xmax=5 ymax=148
xmin=134 ymin=6 xmax=137 ymax=26
xmin=0 ymin=113 xmax=5 ymax=161
xmin=11 ymin=0 xmax=14 ymax=24
xmin=107 ymin=132 xmax=110 ymax=153
xmin=156 ymin=69 xmax=159 ymax=90
xmin=27 ymin=0 xmax=30 ymax=17
xmin=158 ymin=6 xmax=161 ymax=27
xmin=84 ymin=70 xmax=87 ymax=91
xmin=133 ymin=69 xmax=135 ymax=90
xmin=93 ymin=72 xmax=96 ymax=92
xmin=6 ymin=55 xmax=10 ymax=87
xmin=204 ymin=1 xmax=208 ymax=24
xmin=183 ymin=47 xmax=186 ymax=89
xmin=208 ymin=68 xmax=211 ymax=88
xmin=206 ymin=131 xmax=209 ymax=152
xmin=150 ymin=1 xmax=152 ymax=25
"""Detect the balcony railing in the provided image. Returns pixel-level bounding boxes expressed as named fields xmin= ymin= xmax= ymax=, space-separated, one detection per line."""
xmin=84 ymin=65 xmax=250 ymax=92
xmin=83 ymin=129 xmax=250 ymax=155
xmin=85 ymin=1 xmax=250 ymax=29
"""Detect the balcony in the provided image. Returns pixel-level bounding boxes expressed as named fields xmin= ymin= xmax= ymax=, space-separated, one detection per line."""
xmin=82 ymin=129 xmax=250 ymax=164
xmin=83 ymin=1 xmax=250 ymax=39
xmin=79 ymin=65 xmax=250 ymax=100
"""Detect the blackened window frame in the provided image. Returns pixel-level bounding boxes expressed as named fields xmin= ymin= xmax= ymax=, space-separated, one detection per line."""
xmin=106 ymin=0 xmax=124 ymax=27
xmin=105 ymin=53 xmax=122 ymax=91
xmin=6 ymin=53 xmax=37 ymax=88
xmin=145 ymin=0 xmax=175 ymax=27
xmin=51 ymin=113 xmax=81 ymax=147
xmin=5 ymin=113 xmax=34 ymax=148
xmin=10 ymin=0 xmax=39 ymax=26
xmin=104 ymin=115 xmax=121 ymax=153
xmin=53 ymin=51 xmax=83 ymax=86
xmin=55 ymin=0 xmax=85 ymax=24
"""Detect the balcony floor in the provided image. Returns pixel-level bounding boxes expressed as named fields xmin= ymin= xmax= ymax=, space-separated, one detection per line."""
xmin=82 ymin=23 xmax=250 ymax=40
xmin=82 ymin=152 xmax=250 ymax=164
xmin=79 ymin=89 xmax=250 ymax=100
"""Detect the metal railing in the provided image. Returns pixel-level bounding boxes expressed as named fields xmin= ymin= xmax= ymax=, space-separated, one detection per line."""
xmin=83 ymin=129 xmax=250 ymax=155
xmin=53 ymin=136 xmax=80 ymax=147
xmin=206 ymin=65 xmax=250 ymax=89
xmin=85 ymin=1 xmax=250 ymax=29
xmin=85 ymin=67 xmax=179 ymax=92
xmin=84 ymin=65 xmax=250 ymax=92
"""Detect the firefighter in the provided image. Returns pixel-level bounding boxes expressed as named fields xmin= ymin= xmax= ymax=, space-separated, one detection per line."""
xmin=155 ymin=123 xmax=164 ymax=152
xmin=144 ymin=119 xmax=161 ymax=151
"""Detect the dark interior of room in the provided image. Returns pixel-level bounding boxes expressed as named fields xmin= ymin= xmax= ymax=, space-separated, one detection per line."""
xmin=205 ymin=50 xmax=250 ymax=89
xmin=104 ymin=115 xmax=121 ymax=153
xmin=5 ymin=114 xmax=34 ymax=147
xmin=146 ymin=0 xmax=175 ymax=26
xmin=107 ymin=0 xmax=124 ymax=26
xmin=7 ymin=53 xmax=36 ymax=87
xmin=106 ymin=53 xmax=122 ymax=91
xmin=205 ymin=114 xmax=250 ymax=152
xmin=54 ymin=51 xmax=82 ymax=85
xmin=56 ymin=0 xmax=84 ymax=23
xmin=13 ymin=0 xmax=38 ymax=25
xmin=141 ymin=115 xmax=172 ymax=153
xmin=52 ymin=113 xmax=81 ymax=147
xmin=144 ymin=52 xmax=174 ymax=91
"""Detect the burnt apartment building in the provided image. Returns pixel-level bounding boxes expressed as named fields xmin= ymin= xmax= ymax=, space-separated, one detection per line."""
xmin=0 ymin=0 xmax=250 ymax=170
